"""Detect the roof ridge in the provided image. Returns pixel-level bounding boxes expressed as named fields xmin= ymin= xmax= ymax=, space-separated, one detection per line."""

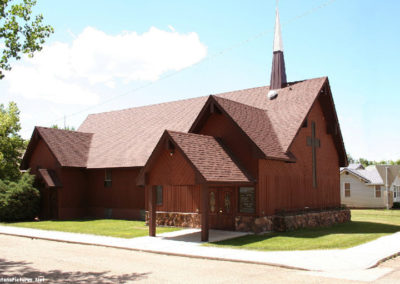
xmin=166 ymin=130 xmax=215 ymax=139
xmin=82 ymin=77 xmax=327 ymax=119
xmin=212 ymin=95 xmax=268 ymax=112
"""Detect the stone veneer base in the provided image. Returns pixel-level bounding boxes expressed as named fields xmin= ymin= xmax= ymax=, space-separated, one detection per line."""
xmin=235 ymin=208 xmax=351 ymax=233
xmin=145 ymin=208 xmax=351 ymax=233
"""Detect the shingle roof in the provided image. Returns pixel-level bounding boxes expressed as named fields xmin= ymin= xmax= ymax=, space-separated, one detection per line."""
xmin=76 ymin=77 xmax=330 ymax=168
xmin=347 ymin=163 xmax=364 ymax=170
xmin=341 ymin=165 xmax=400 ymax=186
xmin=341 ymin=166 xmax=384 ymax=185
xmin=212 ymin=96 xmax=290 ymax=160
xmin=78 ymin=96 xmax=208 ymax=168
xmin=217 ymin=77 xmax=328 ymax=152
xmin=35 ymin=127 xmax=93 ymax=168
xmin=167 ymin=131 xmax=252 ymax=183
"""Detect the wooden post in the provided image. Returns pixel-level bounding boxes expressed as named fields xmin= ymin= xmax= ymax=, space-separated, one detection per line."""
xmin=201 ymin=184 xmax=209 ymax=242
xmin=148 ymin=185 xmax=156 ymax=237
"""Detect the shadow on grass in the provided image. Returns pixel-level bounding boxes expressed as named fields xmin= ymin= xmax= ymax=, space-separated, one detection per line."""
xmin=213 ymin=221 xmax=400 ymax=247
xmin=0 ymin=258 xmax=149 ymax=283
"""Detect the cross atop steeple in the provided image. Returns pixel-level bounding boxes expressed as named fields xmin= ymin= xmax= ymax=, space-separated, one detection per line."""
xmin=269 ymin=2 xmax=287 ymax=91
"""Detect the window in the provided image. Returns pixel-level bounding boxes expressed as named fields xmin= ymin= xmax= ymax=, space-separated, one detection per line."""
xmin=238 ymin=187 xmax=255 ymax=213
xmin=156 ymin=185 xmax=163 ymax=205
xmin=375 ymin=185 xmax=381 ymax=198
xmin=394 ymin=185 xmax=399 ymax=199
xmin=344 ymin=183 xmax=350 ymax=197
xmin=104 ymin=169 xmax=112 ymax=187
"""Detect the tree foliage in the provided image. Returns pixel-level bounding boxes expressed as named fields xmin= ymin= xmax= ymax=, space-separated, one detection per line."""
xmin=347 ymin=153 xmax=400 ymax=167
xmin=51 ymin=124 xmax=76 ymax=131
xmin=0 ymin=0 xmax=54 ymax=79
xmin=0 ymin=101 xmax=25 ymax=181
xmin=0 ymin=171 xmax=40 ymax=221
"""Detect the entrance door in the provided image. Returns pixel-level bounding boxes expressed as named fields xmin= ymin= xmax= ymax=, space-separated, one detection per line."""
xmin=209 ymin=187 xmax=235 ymax=230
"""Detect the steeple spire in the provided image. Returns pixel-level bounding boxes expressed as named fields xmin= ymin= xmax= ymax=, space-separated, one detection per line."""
xmin=269 ymin=2 xmax=287 ymax=91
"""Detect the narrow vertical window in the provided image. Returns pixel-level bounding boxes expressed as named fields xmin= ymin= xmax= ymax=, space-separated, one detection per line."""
xmin=344 ymin=183 xmax=350 ymax=197
xmin=156 ymin=185 xmax=163 ymax=205
xmin=104 ymin=169 xmax=112 ymax=187
xmin=375 ymin=185 xmax=381 ymax=198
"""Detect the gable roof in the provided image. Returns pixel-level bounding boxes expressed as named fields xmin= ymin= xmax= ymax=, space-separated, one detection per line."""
xmin=21 ymin=127 xmax=93 ymax=169
xmin=341 ymin=165 xmax=400 ymax=186
xmin=23 ymin=76 xmax=346 ymax=169
xmin=340 ymin=167 xmax=383 ymax=185
xmin=191 ymin=95 xmax=293 ymax=161
xmin=168 ymin=131 xmax=252 ymax=183
xmin=216 ymin=77 xmax=340 ymax=155
xmin=138 ymin=130 xmax=252 ymax=184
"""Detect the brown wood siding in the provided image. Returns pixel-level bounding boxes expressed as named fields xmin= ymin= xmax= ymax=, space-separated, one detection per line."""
xmin=197 ymin=112 xmax=259 ymax=179
xmin=86 ymin=167 xmax=144 ymax=219
xmin=155 ymin=185 xmax=201 ymax=213
xmin=144 ymin=147 xmax=200 ymax=213
xmin=258 ymin=98 xmax=340 ymax=215
xmin=29 ymin=139 xmax=60 ymax=173
xmin=58 ymin=168 xmax=88 ymax=219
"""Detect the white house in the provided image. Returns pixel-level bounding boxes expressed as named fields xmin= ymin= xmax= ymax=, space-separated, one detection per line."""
xmin=340 ymin=164 xmax=400 ymax=208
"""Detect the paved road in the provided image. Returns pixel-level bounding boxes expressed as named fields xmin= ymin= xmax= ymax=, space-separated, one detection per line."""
xmin=0 ymin=235 xmax=398 ymax=283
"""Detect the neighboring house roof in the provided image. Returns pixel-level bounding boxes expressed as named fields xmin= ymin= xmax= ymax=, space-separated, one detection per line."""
xmin=38 ymin=169 xmax=62 ymax=188
xmin=167 ymin=131 xmax=252 ymax=183
xmin=21 ymin=127 xmax=93 ymax=169
xmin=340 ymin=165 xmax=400 ymax=186
xmin=347 ymin=163 xmax=364 ymax=170
xmin=23 ymin=76 xmax=347 ymax=169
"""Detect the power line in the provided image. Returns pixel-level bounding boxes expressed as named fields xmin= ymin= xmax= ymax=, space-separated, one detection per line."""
xmin=51 ymin=0 xmax=339 ymax=125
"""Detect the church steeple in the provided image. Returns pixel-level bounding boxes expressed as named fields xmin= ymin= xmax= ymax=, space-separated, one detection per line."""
xmin=269 ymin=4 xmax=287 ymax=91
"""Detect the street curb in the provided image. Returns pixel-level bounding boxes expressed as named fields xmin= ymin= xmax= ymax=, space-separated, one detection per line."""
xmin=0 ymin=231 xmax=309 ymax=271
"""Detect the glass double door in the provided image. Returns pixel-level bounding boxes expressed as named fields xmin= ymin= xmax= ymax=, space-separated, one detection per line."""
xmin=208 ymin=187 xmax=235 ymax=230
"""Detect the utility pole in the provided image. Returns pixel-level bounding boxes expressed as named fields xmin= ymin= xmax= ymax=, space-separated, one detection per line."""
xmin=386 ymin=166 xmax=390 ymax=210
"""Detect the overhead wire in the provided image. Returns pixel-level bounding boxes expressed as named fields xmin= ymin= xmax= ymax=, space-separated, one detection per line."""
xmin=50 ymin=0 xmax=339 ymax=125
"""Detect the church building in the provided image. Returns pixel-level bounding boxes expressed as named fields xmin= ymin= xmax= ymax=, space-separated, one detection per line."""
xmin=21 ymin=7 xmax=349 ymax=240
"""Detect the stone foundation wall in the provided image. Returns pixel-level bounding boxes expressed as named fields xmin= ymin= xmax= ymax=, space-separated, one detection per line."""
xmin=145 ymin=211 xmax=201 ymax=228
xmin=235 ymin=208 xmax=351 ymax=233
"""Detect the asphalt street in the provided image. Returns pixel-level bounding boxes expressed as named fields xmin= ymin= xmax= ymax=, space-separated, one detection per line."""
xmin=0 ymin=235 xmax=399 ymax=283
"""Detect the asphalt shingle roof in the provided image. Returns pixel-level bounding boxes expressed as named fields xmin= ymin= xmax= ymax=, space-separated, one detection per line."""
xmin=25 ymin=77 xmax=340 ymax=169
xmin=167 ymin=131 xmax=251 ymax=183
xmin=36 ymin=127 xmax=93 ymax=168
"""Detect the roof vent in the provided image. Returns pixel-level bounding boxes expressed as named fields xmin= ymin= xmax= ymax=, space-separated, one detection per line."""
xmin=268 ymin=90 xmax=278 ymax=100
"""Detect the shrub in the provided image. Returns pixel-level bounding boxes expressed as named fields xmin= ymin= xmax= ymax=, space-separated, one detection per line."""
xmin=392 ymin=202 xmax=400 ymax=209
xmin=0 ymin=172 xmax=40 ymax=221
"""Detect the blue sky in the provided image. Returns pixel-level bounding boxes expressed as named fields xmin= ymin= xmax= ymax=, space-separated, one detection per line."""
xmin=1 ymin=0 xmax=399 ymax=161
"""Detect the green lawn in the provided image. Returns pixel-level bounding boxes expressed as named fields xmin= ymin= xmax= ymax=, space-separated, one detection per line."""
xmin=1 ymin=219 xmax=180 ymax=239
xmin=208 ymin=210 xmax=400 ymax=251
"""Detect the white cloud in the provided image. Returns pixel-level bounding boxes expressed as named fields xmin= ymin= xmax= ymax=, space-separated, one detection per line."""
xmin=4 ymin=26 xmax=207 ymax=105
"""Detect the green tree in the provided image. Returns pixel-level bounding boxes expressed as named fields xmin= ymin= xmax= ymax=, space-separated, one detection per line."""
xmin=0 ymin=170 xmax=40 ymax=221
xmin=51 ymin=124 xmax=76 ymax=131
xmin=0 ymin=0 xmax=54 ymax=79
xmin=0 ymin=101 xmax=25 ymax=181
xmin=347 ymin=153 xmax=355 ymax=164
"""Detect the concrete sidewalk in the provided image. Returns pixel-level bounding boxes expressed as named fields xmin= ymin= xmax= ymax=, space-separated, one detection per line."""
xmin=1 ymin=225 xmax=399 ymax=273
